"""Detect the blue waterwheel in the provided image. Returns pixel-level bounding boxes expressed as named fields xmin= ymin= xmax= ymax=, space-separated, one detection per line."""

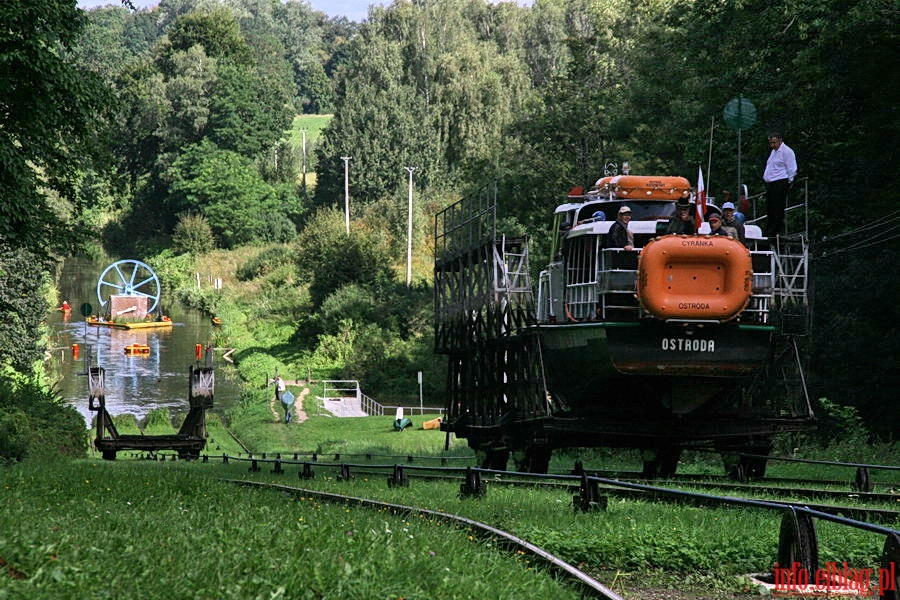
xmin=96 ymin=259 xmax=162 ymax=314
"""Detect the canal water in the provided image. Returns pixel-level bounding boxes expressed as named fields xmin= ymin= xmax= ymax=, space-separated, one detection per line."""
xmin=46 ymin=256 xmax=241 ymax=426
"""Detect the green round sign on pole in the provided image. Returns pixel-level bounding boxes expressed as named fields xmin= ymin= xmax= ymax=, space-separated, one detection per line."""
xmin=80 ymin=302 xmax=93 ymax=318
xmin=723 ymin=96 xmax=757 ymax=131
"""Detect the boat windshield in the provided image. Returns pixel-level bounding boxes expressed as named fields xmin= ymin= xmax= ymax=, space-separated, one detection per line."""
xmin=577 ymin=201 xmax=676 ymax=223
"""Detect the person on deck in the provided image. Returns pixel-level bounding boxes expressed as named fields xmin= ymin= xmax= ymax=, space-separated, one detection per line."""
xmin=606 ymin=206 xmax=634 ymax=250
xmin=707 ymin=213 xmax=730 ymax=237
xmin=666 ymin=200 xmax=695 ymax=235
xmin=720 ymin=202 xmax=746 ymax=244
xmin=762 ymin=132 xmax=797 ymax=237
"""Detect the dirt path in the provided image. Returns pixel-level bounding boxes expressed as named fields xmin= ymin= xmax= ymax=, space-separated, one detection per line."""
xmin=293 ymin=386 xmax=309 ymax=423
xmin=269 ymin=380 xmax=310 ymax=423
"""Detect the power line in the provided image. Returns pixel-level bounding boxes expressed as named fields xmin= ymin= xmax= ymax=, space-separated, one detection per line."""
xmin=817 ymin=210 xmax=900 ymax=245
xmin=817 ymin=226 xmax=900 ymax=258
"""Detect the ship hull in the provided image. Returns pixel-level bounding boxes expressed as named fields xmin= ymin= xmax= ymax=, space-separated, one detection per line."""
xmin=538 ymin=320 xmax=774 ymax=418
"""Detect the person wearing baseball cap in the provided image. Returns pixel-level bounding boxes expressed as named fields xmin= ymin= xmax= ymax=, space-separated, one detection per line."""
xmin=606 ymin=205 xmax=634 ymax=250
xmin=707 ymin=212 xmax=730 ymax=237
xmin=720 ymin=201 xmax=746 ymax=244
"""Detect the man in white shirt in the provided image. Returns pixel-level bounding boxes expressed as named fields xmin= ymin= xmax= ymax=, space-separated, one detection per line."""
xmin=762 ymin=132 xmax=797 ymax=237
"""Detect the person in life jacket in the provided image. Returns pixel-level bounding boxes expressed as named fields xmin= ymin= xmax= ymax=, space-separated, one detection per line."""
xmin=61 ymin=300 xmax=70 ymax=311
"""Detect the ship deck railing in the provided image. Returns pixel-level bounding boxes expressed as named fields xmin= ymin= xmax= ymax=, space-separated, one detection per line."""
xmin=540 ymin=246 xmax=782 ymax=324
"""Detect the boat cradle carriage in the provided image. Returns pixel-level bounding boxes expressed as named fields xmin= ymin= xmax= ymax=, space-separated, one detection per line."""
xmin=434 ymin=175 xmax=813 ymax=475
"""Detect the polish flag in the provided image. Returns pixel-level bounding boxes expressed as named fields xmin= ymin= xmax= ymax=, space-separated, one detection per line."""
xmin=694 ymin=166 xmax=707 ymax=231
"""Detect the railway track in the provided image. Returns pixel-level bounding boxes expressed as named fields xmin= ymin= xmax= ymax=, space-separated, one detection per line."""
xmin=583 ymin=468 xmax=900 ymax=491
xmin=227 ymin=478 xmax=625 ymax=599
xmin=132 ymin=447 xmax=900 ymax=521
xmin=284 ymin=460 xmax=900 ymax=524
xmin=115 ymin=450 xmax=900 ymax=598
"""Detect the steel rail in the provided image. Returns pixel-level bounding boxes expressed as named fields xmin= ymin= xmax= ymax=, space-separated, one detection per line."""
xmin=225 ymin=479 xmax=625 ymax=600
xmin=692 ymin=448 xmax=900 ymax=471
xmin=221 ymin=455 xmax=900 ymax=526
xmin=359 ymin=466 xmax=900 ymax=522
xmin=131 ymin=452 xmax=900 ymax=524
xmin=587 ymin=476 xmax=900 ymax=505
xmin=264 ymin=458 xmax=900 ymax=507
xmin=581 ymin=469 xmax=900 ymax=490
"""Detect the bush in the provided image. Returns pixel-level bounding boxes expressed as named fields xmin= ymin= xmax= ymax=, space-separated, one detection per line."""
xmin=0 ymin=244 xmax=52 ymax=372
xmin=813 ymin=397 xmax=870 ymax=446
xmin=172 ymin=213 xmax=216 ymax=256
xmin=143 ymin=408 xmax=173 ymax=430
xmin=0 ymin=409 xmax=30 ymax=462
xmin=258 ymin=212 xmax=297 ymax=244
xmin=0 ymin=372 xmax=87 ymax=463
xmin=294 ymin=208 xmax=395 ymax=307
xmin=317 ymin=284 xmax=381 ymax=334
xmin=236 ymin=245 xmax=295 ymax=281
xmin=147 ymin=250 xmax=195 ymax=304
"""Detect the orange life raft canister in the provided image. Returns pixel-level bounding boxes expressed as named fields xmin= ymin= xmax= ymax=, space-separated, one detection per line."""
xmin=637 ymin=235 xmax=752 ymax=321
xmin=608 ymin=175 xmax=691 ymax=200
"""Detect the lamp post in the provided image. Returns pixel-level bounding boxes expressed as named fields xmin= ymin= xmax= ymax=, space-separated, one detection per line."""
xmin=404 ymin=166 xmax=417 ymax=286
xmin=341 ymin=156 xmax=352 ymax=235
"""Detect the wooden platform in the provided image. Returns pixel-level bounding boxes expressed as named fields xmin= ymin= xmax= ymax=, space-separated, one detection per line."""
xmin=111 ymin=321 xmax=174 ymax=330
xmin=87 ymin=318 xmax=174 ymax=329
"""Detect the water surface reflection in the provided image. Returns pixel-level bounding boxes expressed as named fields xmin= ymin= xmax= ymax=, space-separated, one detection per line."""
xmin=47 ymin=257 xmax=241 ymax=426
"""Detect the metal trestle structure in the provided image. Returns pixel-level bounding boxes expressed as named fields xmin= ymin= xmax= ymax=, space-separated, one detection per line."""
xmin=88 ymin=358 xmax=214 ymax=460
xmin=434 ymin=186 xmax=548 ymax=454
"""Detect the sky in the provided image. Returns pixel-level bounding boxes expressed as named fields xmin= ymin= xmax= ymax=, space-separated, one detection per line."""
xmin=76 ymin=0 xmax=382 ymax=23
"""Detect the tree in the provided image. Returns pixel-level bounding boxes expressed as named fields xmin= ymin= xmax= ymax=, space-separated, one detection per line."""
xmin=208 ymin=60 xmax=294 ymax=158
xmin=314 ymin=0 xmax=534 ymax=209
xmin=205 ymin=26 xmax=295 ymax=160
xmin=0 ymin=0 xmax=109 ymax=260
xmin=269 ymin=0 xmax=335 ymax=113
xmin=161 ymin=6 xmax=252 ymax=67
xmin=0 ymin=246 xmax=52 ymax=372
xmin=293 ymin=208 xmax=395 ymax=307
xmin=165 ymin=141 xmax=294 ymax=248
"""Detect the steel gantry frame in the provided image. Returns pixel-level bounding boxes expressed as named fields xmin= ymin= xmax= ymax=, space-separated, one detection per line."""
xmin=434 ymin=186 xmax=548 ymax=437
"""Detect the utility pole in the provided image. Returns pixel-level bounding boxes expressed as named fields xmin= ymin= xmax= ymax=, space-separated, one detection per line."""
xmin=341 ymin=156 xmax=352 ymax=235
xmin=404 ymin=166 xmax=417 ymax=286
xmin=300 ymin=129 xmax=308 ymax=201
xmin=417 ymin=370 xmax=423 ymax=412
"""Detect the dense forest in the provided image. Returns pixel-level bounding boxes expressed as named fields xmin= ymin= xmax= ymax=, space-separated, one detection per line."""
xmin=1 ymin=0 xmax=897 ymax=441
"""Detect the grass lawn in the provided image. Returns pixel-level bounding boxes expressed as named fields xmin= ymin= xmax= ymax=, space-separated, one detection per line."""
xmin=288 ymin=114 xmax=331 ymax=148
xmin=66 ymin=406 xmax=898 ymax=599
xmin=0 ymin=460 xmax=585 ymax=600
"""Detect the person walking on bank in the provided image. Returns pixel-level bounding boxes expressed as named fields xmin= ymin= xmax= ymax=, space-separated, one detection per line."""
xmin=762 ymin=132 xmax=797 ymax=237
xmin=273 ymin=375 xmax=285 ymax=402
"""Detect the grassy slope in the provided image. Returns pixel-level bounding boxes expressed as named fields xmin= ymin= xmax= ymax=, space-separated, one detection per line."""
xmin=92 ymin=406 xmax=897 ymax=595
xmin=288 ymin=114 xmax=331 ymax=187
xmin=7 ymin=444 xmax=894 ymax=599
